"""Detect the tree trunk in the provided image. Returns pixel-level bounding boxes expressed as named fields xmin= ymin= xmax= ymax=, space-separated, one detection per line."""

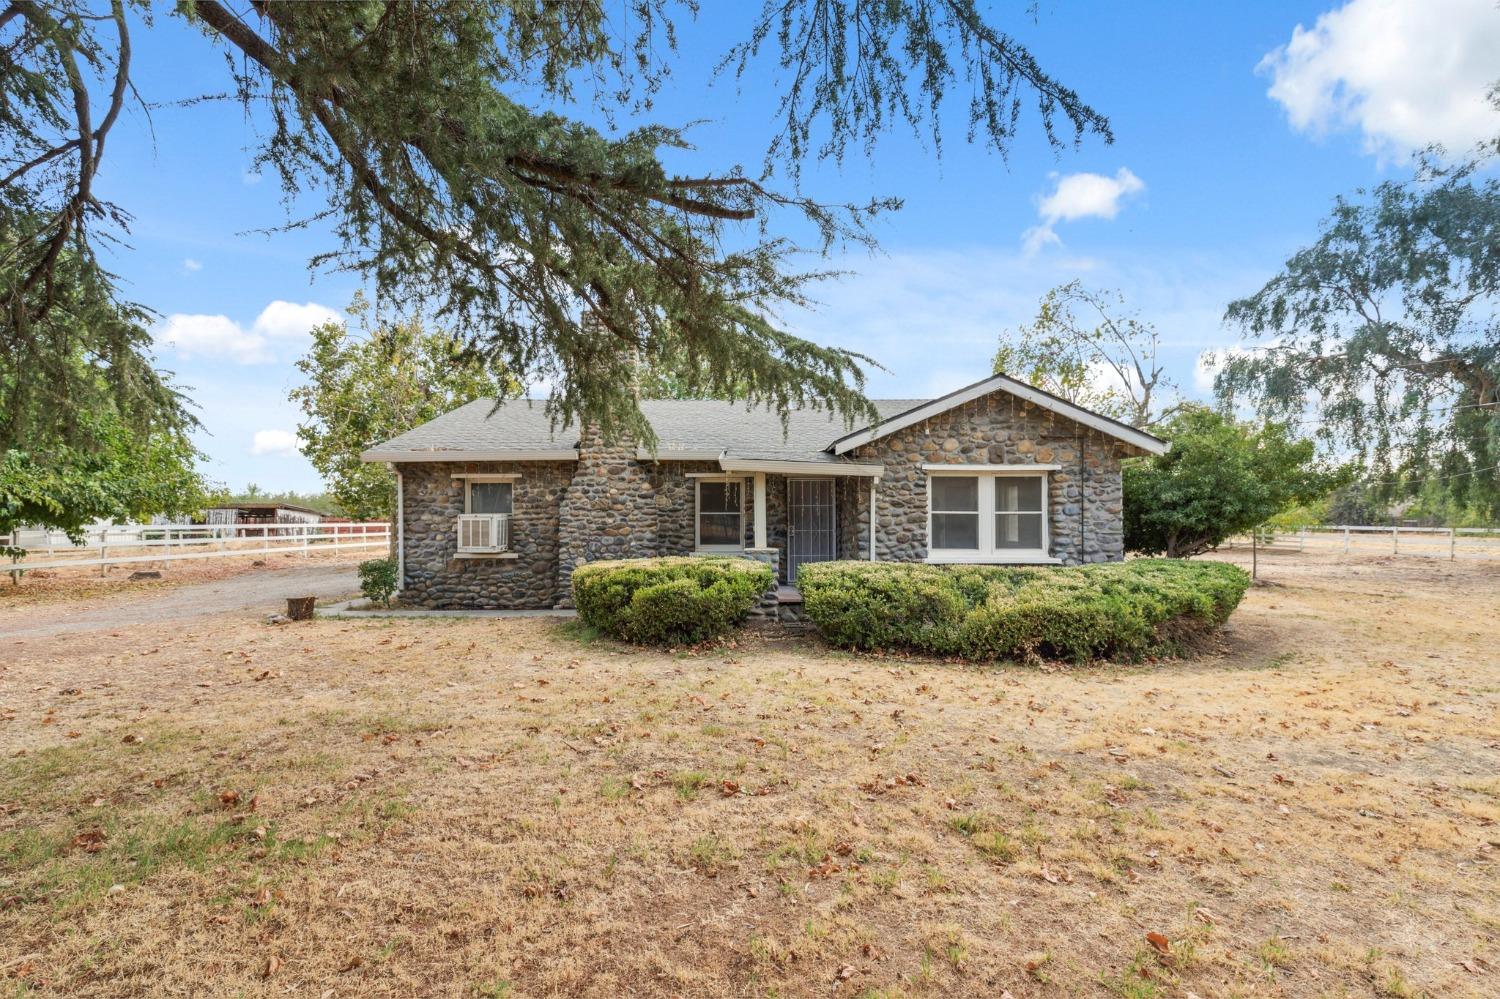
xmin=286 ymin=596 xmax=316 ymax=621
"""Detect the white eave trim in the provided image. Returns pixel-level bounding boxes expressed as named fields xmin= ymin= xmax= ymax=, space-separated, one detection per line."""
xmin=922 ymin=463 xmax=1061 ymax=472
xmin=361 ymin=449 xmax=579 ymax=462
xmin=449 ymin=472 xmax=522 ymax=481
xmin=719 ymin=456 xmax=885 ymax=477
xmin=828 ymin=373 xmax=1169 ymax=456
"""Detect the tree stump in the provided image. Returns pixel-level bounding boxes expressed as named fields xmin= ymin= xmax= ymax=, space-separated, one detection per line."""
xmin=286 ymin=596 xmax=316 ymax=621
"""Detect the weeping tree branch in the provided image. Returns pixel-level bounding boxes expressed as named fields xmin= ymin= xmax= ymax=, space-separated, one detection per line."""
xmin=4 ymin=0 xmax=129 ymax=326
xmin=1219 ymin=166 xmax=1500 ymax=514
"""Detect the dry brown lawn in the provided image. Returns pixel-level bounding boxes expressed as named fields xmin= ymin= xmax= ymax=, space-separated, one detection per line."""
xmin=1 ymin=550 xmax=1497 ymax=998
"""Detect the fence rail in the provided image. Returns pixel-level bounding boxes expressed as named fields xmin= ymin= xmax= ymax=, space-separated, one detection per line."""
xmin=1228 ymin=524 xmax=1500 ymax=561
xmin=2 ymin=522 xmax=390 ymax=574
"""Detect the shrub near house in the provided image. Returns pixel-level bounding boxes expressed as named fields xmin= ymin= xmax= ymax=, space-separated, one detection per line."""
xmin=572 ymin=557 xmax=772 ymax=647
xmin=799 ymin=559 xmax=1250 ymax=662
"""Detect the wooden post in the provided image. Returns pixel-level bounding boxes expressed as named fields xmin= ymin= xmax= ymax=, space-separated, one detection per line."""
xmin=302 ymin=525 xmax=310 ymax=558
xmin=1449 ymin=528 xmax=1457 ymax=560
xmin=1392 ymin=525 xmax=1399 ymax=555
xmin=1299 ymin=527 xmax=1306 ymax=552
xmin=1251 ymin=526 xmax=1258 ymax=580
xmin=752 ymin=473 xmax=767 ymax=550
xmin=1343 ymin=526 xmax=1350 ymax=555
xmin=99 ymin=537 xmax=107 ymax=577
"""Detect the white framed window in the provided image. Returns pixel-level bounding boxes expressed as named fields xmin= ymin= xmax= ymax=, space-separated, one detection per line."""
xmin=695 ymin=478 xmax=744 ymax=551
xmin=926 ymin=470 xmax=1052 ymax=562
xmin=454 ymin=475 xmax=517 ymax=554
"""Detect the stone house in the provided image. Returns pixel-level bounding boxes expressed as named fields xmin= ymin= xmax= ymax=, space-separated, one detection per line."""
xmin=361 ymin=374 xmax=1167 ymax=609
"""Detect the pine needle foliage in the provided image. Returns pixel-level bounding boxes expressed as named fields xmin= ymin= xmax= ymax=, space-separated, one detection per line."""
xmin=4 ymin=0 xmax=1110 ymax=449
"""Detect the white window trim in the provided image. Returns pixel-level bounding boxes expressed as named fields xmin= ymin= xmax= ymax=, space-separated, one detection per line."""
xmin=694 ymin=475 xmax=746 ymax=552
xmin=925 ymin=469 xmax=1058 ymax=564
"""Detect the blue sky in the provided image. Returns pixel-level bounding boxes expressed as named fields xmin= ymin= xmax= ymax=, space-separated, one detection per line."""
xmin=99 ymin=1 xmax=1500 ymax=492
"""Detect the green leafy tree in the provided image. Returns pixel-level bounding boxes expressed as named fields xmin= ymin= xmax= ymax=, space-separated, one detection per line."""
xmin=1216 ymin=160 xmax=1500 ymax=518
xmin=217 ymin=485 xmax=341 ymax=515
xmin=0 ymin=233 xmax=205 ymax=538
xmin=291 ymin=303 xmax=516 ymax=520
xmin=993 ymin=282 xmax=1179 ymax=428
xmin=1123 ymin=407 xmax=1342 ymax=558
xmin=0 ymin=410 xmax=209 ymax=541
xmin=6 ymin=0 xmax=1110 ymax=447
xmin=1325 ymin=483 xmax=1382 ymax=526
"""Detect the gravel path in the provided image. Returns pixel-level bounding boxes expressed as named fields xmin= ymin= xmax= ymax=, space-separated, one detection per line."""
xmin=0 ymin=563 xmax=360 ymax=639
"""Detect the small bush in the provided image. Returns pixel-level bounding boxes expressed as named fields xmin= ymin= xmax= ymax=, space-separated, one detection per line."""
xmin=798 ymin=559 xmax=1249 ymax=663
xmin=571 ymin=556 xmax=772 ymax=647
xmin=358 ymin=557 xmax=399 ymax=606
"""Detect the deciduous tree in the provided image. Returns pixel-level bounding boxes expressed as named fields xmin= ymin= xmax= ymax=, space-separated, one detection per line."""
xmin=993 ymin=281 xmax=1178 ymax=428
xmin=0 ymin=411 xmax=208 ymax=541
xmin=1217 ymin=160 xmax=1500 ymax=518
xmin=1123 ymin=406 xmax=1341 ymax=558
xmin=290 ymin=302 xmax=516 ymax=520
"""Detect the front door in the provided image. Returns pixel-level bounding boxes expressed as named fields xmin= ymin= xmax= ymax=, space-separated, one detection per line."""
xmin=787 ymin=478 xmax=836 ymax=582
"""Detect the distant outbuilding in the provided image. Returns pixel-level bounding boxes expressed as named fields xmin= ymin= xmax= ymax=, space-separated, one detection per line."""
xmin=203 ymin=502 xmax=326 ymax=526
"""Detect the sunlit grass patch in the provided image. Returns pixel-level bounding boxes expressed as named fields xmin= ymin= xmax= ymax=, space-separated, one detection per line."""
xmin=687 ymin=834 xmax=738 ymax=875
xmin=671 ymin=770 xmax=710 ymax=800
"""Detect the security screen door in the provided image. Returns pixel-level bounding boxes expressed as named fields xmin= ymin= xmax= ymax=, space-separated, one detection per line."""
xmin=787 ymin=479 xmax=836 ymax=581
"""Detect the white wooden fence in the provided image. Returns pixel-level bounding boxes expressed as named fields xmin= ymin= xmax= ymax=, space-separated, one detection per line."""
xmin=1229 ymin=524 xmax=1500 ymax=561
xmin=1 ymin=522 xmax=389 ymax=574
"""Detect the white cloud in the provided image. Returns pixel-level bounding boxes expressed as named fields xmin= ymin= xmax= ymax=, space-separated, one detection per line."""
xmin=1023 ymin=168 xmax=1145 ymax=254
xmin=156 ymin=312 xmax=274 ymax=364
xmin=251 ymin=300 xmax=342 ymax=341
xmin=1260 ymin=0 xmax=1500 ymax=159
xmin=249 ymin=429 xmax=301 ymax=457
xmin=181 ymin=258 xmax=202 ymax=274
xmin=155 ymin=300 xmax=341 ymax=365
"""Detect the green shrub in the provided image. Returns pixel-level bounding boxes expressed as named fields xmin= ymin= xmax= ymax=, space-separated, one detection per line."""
xmin=798 ymin=559 xmax=1249 ymax=663
xmin=357 ymin=557 xmax=399 ymax=606
xmin=571 ymin=556 xmax=772 ymax=647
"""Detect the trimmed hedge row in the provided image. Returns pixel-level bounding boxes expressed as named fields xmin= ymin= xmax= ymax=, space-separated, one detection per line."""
xmin=572 ymin=556 xmax=773 ymax=647
xmin=798 ymin=559 xmax=1250 ymax=662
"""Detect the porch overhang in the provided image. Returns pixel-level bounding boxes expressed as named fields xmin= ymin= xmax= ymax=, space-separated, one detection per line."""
xmin=717 ymin=454 xmax=885 ymax=478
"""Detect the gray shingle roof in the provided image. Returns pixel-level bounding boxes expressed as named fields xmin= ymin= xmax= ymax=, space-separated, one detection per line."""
xmin=362 ymin=397 xmax=926 ymax=460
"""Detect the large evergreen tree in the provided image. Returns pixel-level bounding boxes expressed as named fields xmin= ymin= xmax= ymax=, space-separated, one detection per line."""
xmin=4 ymin=0 xmax=1110 ymax=451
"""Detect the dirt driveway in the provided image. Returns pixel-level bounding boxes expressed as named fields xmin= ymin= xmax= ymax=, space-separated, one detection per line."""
xmin=0 ymin=561 xmax=360 ymax=640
